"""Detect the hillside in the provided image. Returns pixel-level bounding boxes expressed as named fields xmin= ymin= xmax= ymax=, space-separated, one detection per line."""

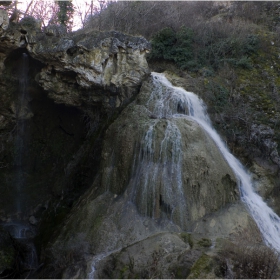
xmin=1 ymin=1 xmax=280 ymax=279
xmin=84 ymin=0 xmax=280 ymax=212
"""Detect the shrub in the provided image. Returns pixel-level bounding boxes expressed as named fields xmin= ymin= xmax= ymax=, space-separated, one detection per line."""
xmin=149 ymin=22 xmax=259 ymax=73
xmin=207 ymin=82 xmax=231 ymax=113
xmin=149 ymin=27 xmax=177 ymax=61
xmin=149 ymin=26 xmax=196 ymax=71
xmin=197 ymin=238 xmax=212 ymax=248
xmin=19 ymin=16 xmax=38 ymax=28
xmin=218 ymin=241 xmax=280 ymax=279
xmin=243 ymin=34 xmax=260 ymax=55
xmin=172 ymin=27 xmax=195 ymax=70
xmin=235 ymin=56 xmax=253 ymax=69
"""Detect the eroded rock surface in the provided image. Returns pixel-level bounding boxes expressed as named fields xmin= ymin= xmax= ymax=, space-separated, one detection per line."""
xmin=28 ymin=30 xmax=150 ymax=109
xmin=0 ymin=10 xmax=150 ymax=112
xmin=39 ymin=75 xmax=260 ymax=279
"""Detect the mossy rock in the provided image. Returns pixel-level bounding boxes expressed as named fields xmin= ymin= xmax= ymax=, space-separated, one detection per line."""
xmin=197 ymin=238 xmax=212 ymax=248
xmin=180 ymin=232 xmax=194 ymax=248
xmin=172 ymin=249 xmax=202 ymax=279
xmin=187 ymin=253 xmax=215 ymax=279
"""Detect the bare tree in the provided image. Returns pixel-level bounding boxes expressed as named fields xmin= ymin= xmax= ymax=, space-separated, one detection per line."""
xmin=22 ymin=0 xmax=59 ymax=27
xmin=74 ymin=0 xmax=92 ymax=29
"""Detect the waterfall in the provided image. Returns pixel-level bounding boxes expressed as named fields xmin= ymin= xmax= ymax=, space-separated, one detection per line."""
xmin=15 ymin=53 xmax=29 ymax=214
xmin=130 ymin=77 xmax=189 ymax=228
xmin=88 ymin=72 xmax=280 ymax=278
xmin=151 ymin=72 xmax=280 ymax=252
xmin=2 ymin=53 xmax=39 ymax=277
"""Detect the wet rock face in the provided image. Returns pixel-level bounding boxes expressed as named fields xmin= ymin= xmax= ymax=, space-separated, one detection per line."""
xmin=99 ymin=76 xmax=239 ymax=226
xmin=38 ymin=74 xmax=259 ymax=279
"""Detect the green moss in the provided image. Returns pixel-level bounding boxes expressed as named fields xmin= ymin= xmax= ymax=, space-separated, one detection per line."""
xmin=175 ymin=266 xmax=188 ymax=279
xmin=187 ymin=254 xmax=213 ymax=279
xmin=197 ymin=238 xmax=212 ymax=248
xmin=180 ymin=232 xmax=194 ymax=248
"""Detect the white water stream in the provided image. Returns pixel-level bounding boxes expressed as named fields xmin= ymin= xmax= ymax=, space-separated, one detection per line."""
xmin=15 ymin=53 xmax=29 ymax=213
xmin=152 ymin=72 xmax=280 ymax=251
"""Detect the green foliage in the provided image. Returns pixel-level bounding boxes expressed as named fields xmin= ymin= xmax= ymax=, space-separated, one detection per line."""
xmin=19 ymin=16 xmax=38 ymax=28
xmin=206 ymin=81 xmax=231 ymax=113
xmin=149 ymin=27 xmax=176 ymax=60
xmin=56 ymin=0 xmax=74 ymax=30
xmin=235 ymin=56 xmax=253 ymax=69
xmin=172 ymin=27 xmax=195 ymax=69
xmin=149 ymin=27 xmax=196 ymax=71
xmin=213 ymin=85 xmax=230 ymax=110
xmin=149 ymin=25 xmax=260 ymax=72
xmin=243 ymin=34 xmax=260 ymax=55
xmin=197 ymin=238 xmax=212 ymax=248
xmin=196 ymin=33 xmax=259 ymax=70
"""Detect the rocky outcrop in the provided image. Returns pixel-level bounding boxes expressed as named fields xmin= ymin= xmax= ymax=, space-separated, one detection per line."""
xmin=99 ymin=76 xmax=239 ymax=224
xmin=0 ymin=9 xmax=9 ymax=74
xmin=0 ymin=9 xmax=150 ymax=112
xmin=0 ymin=11 xmax=38 ymax=66
xmin=28 ymin=30 xmax=150 ymax=109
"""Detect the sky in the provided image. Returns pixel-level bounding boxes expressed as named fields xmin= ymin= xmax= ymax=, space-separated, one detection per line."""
xmin=14 ymin=0 xmax=104 ymax=31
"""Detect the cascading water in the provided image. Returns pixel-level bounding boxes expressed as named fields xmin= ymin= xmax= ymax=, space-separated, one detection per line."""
xmin=151 ymin=72 xmax=280 ymax=252
xmin=15 ymin=52 xmax=29 ymax=214
xmin=129 ymin=80 xmax=189 ymax=228
xmin=131 ymin=119 xmax=187 ymax=226
xmin=88 ymin=72 xmax=280 ymax=279
xmin=1 ymin=53 xmax=38 ymax=277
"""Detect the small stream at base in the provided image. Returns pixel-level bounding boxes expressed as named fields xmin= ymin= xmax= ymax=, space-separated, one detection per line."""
xmin=14 ymin=52 xmax=30 ymax=214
